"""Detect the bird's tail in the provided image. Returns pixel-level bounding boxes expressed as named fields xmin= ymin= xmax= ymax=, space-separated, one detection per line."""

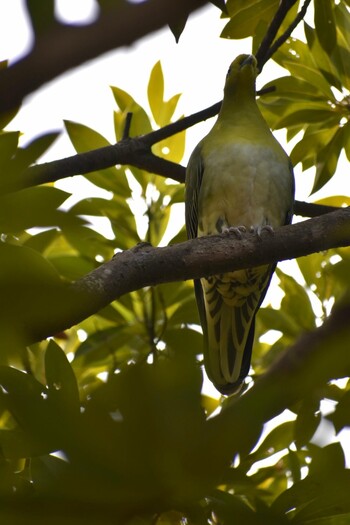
xmin=204 ymin=297 xmax=256 ymax=395
xmin=200 ymin=266 xmax=272 ymax=395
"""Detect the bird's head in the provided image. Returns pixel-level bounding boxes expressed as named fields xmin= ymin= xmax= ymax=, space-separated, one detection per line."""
xmin=224 ymin=54 xmax=258 ymax=98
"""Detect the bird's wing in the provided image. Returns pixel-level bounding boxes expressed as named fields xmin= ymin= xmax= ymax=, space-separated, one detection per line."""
xmin=185 ymin=144 xmax=203 ymax=240
xmin=185 ymin=144 xmax=208 ymax=339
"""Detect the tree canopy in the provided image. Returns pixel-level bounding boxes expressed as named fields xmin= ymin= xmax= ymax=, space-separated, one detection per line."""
xmin=1 ymin=0 xmax=350 ymax=523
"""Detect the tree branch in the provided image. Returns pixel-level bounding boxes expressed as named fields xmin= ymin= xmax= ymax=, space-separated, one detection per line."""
xmin=256 ymin=0 xmax=313 ymax=70
xmin=255 ymin=0 xmax=299 ymax=70
xmin=0 ymin=0 xmax=207 ymax=114
xmin=263 ymin=0 xmax=313 ymax=64
xmin=26 ymin=207 xmax=350 ymax=343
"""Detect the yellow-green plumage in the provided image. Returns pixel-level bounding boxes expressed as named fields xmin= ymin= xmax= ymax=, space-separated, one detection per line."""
xmin=185 ymin=54 xmax=294 ymax=395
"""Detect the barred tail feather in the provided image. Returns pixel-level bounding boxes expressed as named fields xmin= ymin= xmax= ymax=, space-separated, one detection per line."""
xmin=198 ymin=265 xmax=274 ymax=395
xmin=204 ymin=299 xmax=256 ymax=395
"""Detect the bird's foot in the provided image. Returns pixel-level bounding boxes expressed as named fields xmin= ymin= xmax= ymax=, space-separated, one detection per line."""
xmin=223 ymin=225 xmax=247 ymax=239
xmin=249 ymin=225 xmax=274 ymax=240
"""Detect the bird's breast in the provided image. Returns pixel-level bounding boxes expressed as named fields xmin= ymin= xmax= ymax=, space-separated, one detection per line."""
xmin=198 ymin=141 xmax=292 ymax=236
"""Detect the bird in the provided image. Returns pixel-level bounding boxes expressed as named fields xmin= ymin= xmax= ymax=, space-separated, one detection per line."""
xmin=185 ymin=54 xmax=295 ymax=395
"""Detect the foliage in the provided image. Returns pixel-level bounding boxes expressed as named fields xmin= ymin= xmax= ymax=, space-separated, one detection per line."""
xmin=0 ymin=1 xmax=350 ymax=523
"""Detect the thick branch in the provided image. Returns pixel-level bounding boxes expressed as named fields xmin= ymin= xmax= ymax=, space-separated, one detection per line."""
xmin=0 ymin=0 xmax=207 ymax=114
xmin=27 ymin=207 xmax=350 ymax=343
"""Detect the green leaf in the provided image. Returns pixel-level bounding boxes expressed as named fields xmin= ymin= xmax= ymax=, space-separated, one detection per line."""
xmin=210 ymin=489 xmax=261 ymax=523
xmin=247 ymin=421 xmax=295 ymax=466
xmin=111 ymin=86 xmax=152 ymax=138
xmin=64 ymin=120 xmax=131 ymax=197
xmin=290 ymin=125 xmax=339 ymax=168
xmin=61 ymin=224 xmax=113 ymax=260
xmin=328 ymin=389 xmax=350 ymax=433
xmin=334 ymin=3 xmax=350 ymax=90
xmin=342 ymin=120 xmax=350 ymax=162
xmin=0 ymin=366 xmax=56 ymax=458
xmin=294 ymin=397 xmax=321 ymax=447
xmin=12 ymin=131 xmax=59 ymax=172
xmin=222 ymin=0 xmax=279 ymax=39
xmin=274 ymin=107 xmax=337 ymax=130
xmin=258 ymin=306 xmax=298 ymax=338
xmin=0 ymin=186 xmax=72 ymax=233
xmin=24 ymin=228 xmax=60 ymax=254
xmin=312 ymin=125 xmax=345 ymax=194
xmin=162 ymin=327 xmax=203 ymax=356
xmin=45 ymin=340 xmax=80 ymax=416
xmin=304 ymin=23 xmax=342 ymax=91
xmin=277 ymin=268 xmax=316 ymax=332
xmin=274 ymin=56 xmax=335 ymax=99
xmin=148 ymin=61 xmax=164 ymax=126
xmin=261 ymin=76 xmax=327 ymax=102
xmin=0 ymin=131 xmax=19 ymax=169
xmin=314 ymin=0 xmax=337 ymax=55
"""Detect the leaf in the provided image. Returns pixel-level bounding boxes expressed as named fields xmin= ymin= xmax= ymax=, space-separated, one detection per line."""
xmin=64 ymin=120 xmax=131 ymax=197
xmin=162 ymin=327 xmax=203 ymax=356
xmin=148 ymin=61 xmax=164 ymax=126
xmin=294 ymin=397 xmax=321 ymax=448
xmin=0 ymin=131 xmax=19 ymax=169
xmin=168 ymin=15 xmax=188 ymax=43
xmin=210 ymin=489 xmax=261 ymax=523
xmin=0 ymin=186 xmax=72 ymax=233
xmin=328 ymin=390 xmax=350 ymax=433
xmin=290 ymin=125 xmax=339 ymax=168
xmin=61 ymin=223 xmax=113 ymax=260
xmin=274 ymin=56 xmax=335 ymax=99
xmin=258 ymin=306 xmax=301 ymax=339
xmin=111 ymin=86 xmax=152 ymax=138
xmin=12 ymin=131 xmax=59 ymax=172
xmin=45 ymin=340 xmax=80 ymax=417
xmin=210 ymin=0 xmax=228 ymax=13
xmin=247 ymin=421 xmax=295 ymax=466
xmin=312 ymin=125 xmax=345 ymax=194
xmin=0 ymin=366 xmax=56 ymax=458
xmin=333 ymin=3 xmax=350 ymax=90
xmin=304 ymin=23 xmax=342 ymax=91
xmin=24 ymin=228 xmax=60 ymax=254
xmin=261 ymin=76 xmax=327 ymax=102
xmin=277 ymin=269 xmax=316 ymax=332
xmin=154 ymin=129 xmax=186 ymax=164
xmin=314 ymin=0 xmax=337 ymax=55
xmin=274 ymin=107 xmax=337 ymax=130
xmin=222 ymin=0 xmax=279 ymax=39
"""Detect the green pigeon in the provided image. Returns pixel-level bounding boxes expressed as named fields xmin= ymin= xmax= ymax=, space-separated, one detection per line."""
xmin=185 ymin=54 xmax=295 ymax=395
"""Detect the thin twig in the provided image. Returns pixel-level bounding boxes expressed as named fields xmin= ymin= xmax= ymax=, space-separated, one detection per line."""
xmin=261 ymin=0 xmax=313 ymax=67
xmin=122 ymin=112 xmax=133 ymax=140
xmin=256 ymin=0 xmax=299 ymax=70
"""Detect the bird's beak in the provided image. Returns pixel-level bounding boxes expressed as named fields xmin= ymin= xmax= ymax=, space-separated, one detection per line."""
xmin=240 ymin=55 xmax=255 ymax=69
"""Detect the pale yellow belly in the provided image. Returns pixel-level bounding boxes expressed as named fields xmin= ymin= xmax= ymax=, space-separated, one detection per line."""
xmin=198 ymin=142 xmax=291 ymax=236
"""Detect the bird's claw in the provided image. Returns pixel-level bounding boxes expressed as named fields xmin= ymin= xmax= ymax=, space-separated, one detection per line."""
xmin=249 ymin=225 xmax=274 ymax=240
xmin=223 ymin=225 xmax=247 ymax=239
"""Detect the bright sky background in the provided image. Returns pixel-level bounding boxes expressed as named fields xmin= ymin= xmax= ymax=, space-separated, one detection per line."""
xmin=1 ymin=0 xmax=350 ymax=458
